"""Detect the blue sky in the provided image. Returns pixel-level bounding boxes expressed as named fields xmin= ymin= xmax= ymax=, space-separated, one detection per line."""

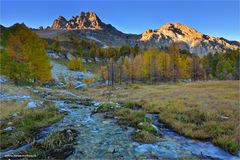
xmin=0 ymin=0 xmax=239 ymax=40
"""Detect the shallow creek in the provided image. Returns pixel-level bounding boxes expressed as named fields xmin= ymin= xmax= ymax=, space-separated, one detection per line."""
xmin=0 ymin=99 xmax=239 ymax=160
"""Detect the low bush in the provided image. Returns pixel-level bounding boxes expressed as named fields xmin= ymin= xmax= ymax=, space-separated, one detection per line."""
xmin=83 ymin=78 xmax=95 ymax=86
xmin=68 ymin=57 xmax=85 ymax=71
xmin=132 ymin=130 xmax=158 ymax=144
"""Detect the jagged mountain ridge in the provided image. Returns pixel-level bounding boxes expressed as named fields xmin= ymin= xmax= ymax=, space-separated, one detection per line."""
xmin=140 ymin=22 xmax=239 ymax=55
xmin=36 ymin=11 xmax=239 ymax=55
xmin=51 ymin=12 xmax=124 ymax=36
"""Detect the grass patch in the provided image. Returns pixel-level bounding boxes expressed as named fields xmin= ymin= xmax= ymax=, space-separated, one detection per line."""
xmin=115 ymin=108 xmax=147 ymax=127
xmin=26 ymin=128 xmax=78 ymax=159
xmin=0 ymin=101 xmax=27 ymax=121
xmin=84 ymin=61 xmax=101 ymax=73
xmin=132 ymin=130 xmax=157 ymax=144
xmin=93 ymin=103 xmax=117 ymax=113
xmin=0 ymin=103 xmax=63 ymax=150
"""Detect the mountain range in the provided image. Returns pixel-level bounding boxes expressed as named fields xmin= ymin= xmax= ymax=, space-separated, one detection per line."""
xmin=35 ymin=11 xmax=239 ymax=55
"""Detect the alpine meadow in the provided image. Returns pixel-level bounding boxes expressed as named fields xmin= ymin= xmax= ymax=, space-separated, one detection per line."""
xmin=0 ymin=1 xmax=239 ymax=159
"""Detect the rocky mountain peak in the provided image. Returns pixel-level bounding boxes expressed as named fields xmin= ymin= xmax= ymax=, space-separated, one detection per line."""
xmin=51 ymin=16 xmax=68 ymax=29
xmin=77 ymin=11 xmax=103 ymax=30
xmin=159 ymin=22 xmax=203 ymax=38
xmin=51 ymin=12 xmax=104 ymax=30
xmin=140 ymin=22 xmax=239 ymax=55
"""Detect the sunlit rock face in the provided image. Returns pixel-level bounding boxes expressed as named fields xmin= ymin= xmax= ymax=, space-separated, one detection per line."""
xmin=51 ymin=12 xmax=105 ymax=30
xmin=140 ymin=22 xmax=240 ymax=55
xmin=51 ymin=16 xmax=68 ymax=30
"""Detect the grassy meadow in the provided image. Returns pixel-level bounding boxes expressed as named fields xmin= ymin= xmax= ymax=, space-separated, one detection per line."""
xmin=0 ymin=100 xmax=63 ymax=150
xmin=76 ymin=80 xmax=240 ymax=154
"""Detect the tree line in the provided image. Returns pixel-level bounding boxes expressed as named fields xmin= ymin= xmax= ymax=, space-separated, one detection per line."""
xmin=48 ymin=36 xmax=239 ymax=85
xmin=98 ymin=43 xmax=240 ymax=86
xmin=1 ymin=24 xmax=239 ymax=85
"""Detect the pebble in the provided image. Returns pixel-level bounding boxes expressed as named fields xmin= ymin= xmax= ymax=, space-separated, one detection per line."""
xmin=107 ymin=146 xmax=115 ymax=153
xmin=7 ymin=122 xmax=13 ymax=125
xmin=12 ymin=113 xmax=18 ymax=117
xmin=4 ymin=127 xmax=16 ymax=131
xmin=102 ymin=120 xmax=111 ymax=124
xmin=32 ymin=89 xmax=39 ymax=93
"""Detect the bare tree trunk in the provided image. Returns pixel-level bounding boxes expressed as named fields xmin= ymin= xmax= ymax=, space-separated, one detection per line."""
xmin=111 ymin=59 xmax=114 ymax=87
xmin=131 ymin=64 xmax=134 ymax=84
xmin=107 ymin=63 xmax=110 ymax=86
xmin=119 ymin=68 xmax=122 ymax=85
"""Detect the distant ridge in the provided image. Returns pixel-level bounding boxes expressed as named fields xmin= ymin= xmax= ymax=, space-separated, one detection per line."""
xmin=35 ymin=11 xmax=240 ymax=55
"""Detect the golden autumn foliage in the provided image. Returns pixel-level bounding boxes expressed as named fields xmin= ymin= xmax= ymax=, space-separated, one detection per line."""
xmin=0 ymin=24 xmax=52 ymax=84
xmin=68 ymin=57 xmax=85 ymax=71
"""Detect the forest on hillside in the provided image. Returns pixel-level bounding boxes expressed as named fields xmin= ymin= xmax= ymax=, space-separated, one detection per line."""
xmin=47 ymin=32 xmax=240 ymax=86
xmin=0 ymin=24 xmax=239 ymax=86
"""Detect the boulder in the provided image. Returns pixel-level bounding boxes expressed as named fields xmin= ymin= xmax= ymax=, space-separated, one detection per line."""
xmin=66 ymin=53 xmax=74 ymax=60
xmin=0 ymin=75 xmax=9 ymax=84
xmin=74 ymin=81 xmax=87 ymax=89
xmin=27 ymin=101 xmax=39 ymax=109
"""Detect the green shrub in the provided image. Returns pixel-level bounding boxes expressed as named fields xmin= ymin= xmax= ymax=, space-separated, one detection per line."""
xmin=137 ymin=122 xmax=157 ymax=134
xmin=93 ymin=103 xmax=116 ymax=113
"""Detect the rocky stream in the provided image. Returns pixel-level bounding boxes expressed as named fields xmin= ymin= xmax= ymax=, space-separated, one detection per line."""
xmin=0 ymin=89 xmax=239 ymax=159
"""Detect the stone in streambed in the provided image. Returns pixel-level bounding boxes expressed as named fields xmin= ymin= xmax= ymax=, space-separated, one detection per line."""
xmin=27 ymin=101 xmax=38 ymax=109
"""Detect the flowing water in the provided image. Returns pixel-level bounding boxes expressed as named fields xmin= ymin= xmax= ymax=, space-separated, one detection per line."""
xmin=1 ymin=98 xmax=240 ymax=160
